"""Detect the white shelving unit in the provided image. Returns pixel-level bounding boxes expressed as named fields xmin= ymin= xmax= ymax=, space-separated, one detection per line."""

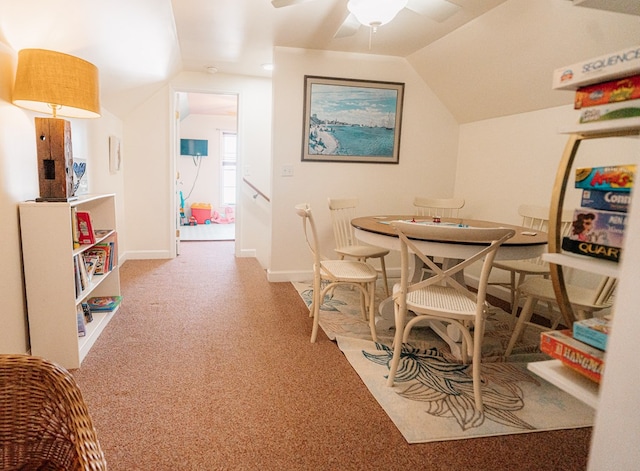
xmin=529 ymin=114 xmax=639 ymax=408
xmin=19 ymin=194 xmax=121 ymax=369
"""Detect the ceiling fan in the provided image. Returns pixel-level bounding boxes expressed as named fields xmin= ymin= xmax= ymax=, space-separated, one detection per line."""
xmin=271 ymin=0 xmax=461 ymax=38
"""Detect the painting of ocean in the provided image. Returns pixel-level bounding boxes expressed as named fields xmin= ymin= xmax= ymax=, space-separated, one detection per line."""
xmin=303 ymin=76 xmax=404 ymax=163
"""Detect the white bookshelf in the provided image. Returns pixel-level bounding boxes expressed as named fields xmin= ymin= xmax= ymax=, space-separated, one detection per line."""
xmin=19 ymin=194 xmax=121 ymax=369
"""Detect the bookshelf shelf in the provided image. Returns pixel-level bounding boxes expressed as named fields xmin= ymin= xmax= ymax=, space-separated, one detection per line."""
xmin=19 ymin=194 xmax=121 ymax=369
xmin=558 ymin=116 xmax=640 ymax=135
xmin=542 ymin=253 xmax=619 ymax=278
xmin=528 ymin=360 xmax=599 ymax=409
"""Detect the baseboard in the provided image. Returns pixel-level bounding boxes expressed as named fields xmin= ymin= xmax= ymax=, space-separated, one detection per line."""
xmin=123 ymin=249 xmax=174 ymax=260
xmin=238 ymin=248 xmax=256 ymax=258
xmin=267 ymin=269 xmax=313 ymax=283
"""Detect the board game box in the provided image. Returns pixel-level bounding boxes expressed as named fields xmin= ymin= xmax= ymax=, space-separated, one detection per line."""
xmin=574 ymin=164 xmax=635 ymax=192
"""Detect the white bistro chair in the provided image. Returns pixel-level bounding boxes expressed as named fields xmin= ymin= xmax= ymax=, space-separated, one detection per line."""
xmin=413 ymin=196 xmax=465 ymax=218
xmin=387 ymin=220 xmax=515 ymax=412
xmin=505 ymin=276 xmax=616 ymax=357
xmin=412 ymin=196 xmax=466 ymax=280
xmin=295 ymin=203 xmax=379 ymax=343
xmin=328 ymin=197 xmax=390 ymax=296
xmin=490 ymin=204 xmax=573 ymax=327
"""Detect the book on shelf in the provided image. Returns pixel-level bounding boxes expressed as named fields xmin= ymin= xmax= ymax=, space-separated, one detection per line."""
xmin=540 ymin=330 xmax=605 ymax=384
xmin=84 ymin=246 xmax=109 ymax=275
xmin=81 ymin=302 xmax=93 ymax=323
xmin=76 ymin=211 xmax=96 ymax=245
xmin=573 ymin=317 xmax=610 ymax=352
xmin=77 ymin=306 xmax=86 ymax=337
xmin=77 ymin=254 xmax=89 ymax=289
xmin=575 ymin=164 xmax=635 ymax=192
xmin=73 ymin=256 xmax=82 ymax=298
xmin=579 ymin=98 xmax=640 ymax=124
xmin=93 ymin=241 xmax=116 ymax=273
xmin=574 ymin=74 xmax=640 ymax=109
xmin=552 ymin=44 xmax=640 ymax=91
xmin=87 ymin=295 xmax=122 ymax=312
xmin=94 ymin=229 xmax=111 ymax=240
xmin=71 ymin=208 xmax=80 ymax=249
xmin=84 ymin=254 xmax=98 ymax=281
xmin=562 ymin=237 xmax=622 ymax=263
xmin=581 ymin=189 xmax=631 ymax=213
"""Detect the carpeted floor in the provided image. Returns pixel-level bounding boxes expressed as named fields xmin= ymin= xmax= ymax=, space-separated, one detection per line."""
xmin=72 ymin=242 xmax=592 ymax=470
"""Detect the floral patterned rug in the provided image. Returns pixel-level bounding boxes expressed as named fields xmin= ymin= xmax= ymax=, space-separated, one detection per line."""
xmin=292 ymin=280 xmax=595 ymax=443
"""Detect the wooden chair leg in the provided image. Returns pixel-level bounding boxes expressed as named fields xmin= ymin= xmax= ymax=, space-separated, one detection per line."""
xmin=472 ymin=317 xmax=484 ymax=412
xmin=505 ymin=296 xmax=538 ymax=356
xmin=310 ymin=276 xmax=322 ymax=343
xmin=378 ymin=256 xmax=390 ymax=297
xmin=368 ymin=281 xmax=377 ymax=342
xmin=387 ymin=302 xmax=405 ymax=387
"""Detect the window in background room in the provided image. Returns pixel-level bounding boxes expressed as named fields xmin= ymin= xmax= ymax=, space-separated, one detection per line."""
xmin=221 ymin=131 xmax=237 ymax=205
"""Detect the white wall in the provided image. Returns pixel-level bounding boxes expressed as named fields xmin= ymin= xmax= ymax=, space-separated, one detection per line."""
xmin=178 ymin=113 xmax=237 ymax=218
xmin=268 ymin=47 xmax=460 ymax=281
xmin=122 ymin=71 xmax=273 ymax=264
xmin=457 ymin=106 xmax=638 ymax=292
xmin=456 ymin=106 xmax=639 ymax=224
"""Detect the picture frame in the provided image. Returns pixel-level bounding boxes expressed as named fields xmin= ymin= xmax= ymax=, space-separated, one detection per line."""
xmin=109 ymin=135 xmax=121 ymax=173
xmin=302 ymin=75 xmax=404 ymax=164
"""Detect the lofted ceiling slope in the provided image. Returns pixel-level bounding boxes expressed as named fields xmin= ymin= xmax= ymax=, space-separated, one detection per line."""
xmin=0 ymin=0 xmax=638 ymax=122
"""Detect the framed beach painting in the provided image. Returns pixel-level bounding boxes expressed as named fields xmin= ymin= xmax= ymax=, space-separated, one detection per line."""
xmin=302 ymin=76 xmax=404 ymax=164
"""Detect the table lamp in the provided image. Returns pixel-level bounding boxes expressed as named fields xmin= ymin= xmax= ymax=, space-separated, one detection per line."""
xmin=12 ymin=48 xmax=101 ymax=202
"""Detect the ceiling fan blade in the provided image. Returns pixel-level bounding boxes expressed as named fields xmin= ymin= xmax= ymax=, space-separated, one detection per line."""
xmin=333 ymin=13 xmax=361 ymax=39
xmin=406 ymin=0 xmax=461 ymax=22
xmin=271 ymin=0 xmax=316 ymax=8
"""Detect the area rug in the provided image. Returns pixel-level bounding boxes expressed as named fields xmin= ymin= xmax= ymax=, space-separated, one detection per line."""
xmin=292 ymin=281 xmax=595 ymax=443
xmin=291 ymin=280 xmax=546 ymax=361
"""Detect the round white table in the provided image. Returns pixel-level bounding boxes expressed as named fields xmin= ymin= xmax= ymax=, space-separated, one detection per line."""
xmin=352 ymin=215 xmax=549 ymax=356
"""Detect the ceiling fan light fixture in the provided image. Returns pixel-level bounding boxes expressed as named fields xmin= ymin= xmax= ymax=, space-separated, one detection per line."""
xmin=347 ymin=0 xmax=408 ymax=28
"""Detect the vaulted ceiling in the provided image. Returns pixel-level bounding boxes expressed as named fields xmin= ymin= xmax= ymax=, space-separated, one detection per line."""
xmin=1 ymin=0 xmax=639 ymax=123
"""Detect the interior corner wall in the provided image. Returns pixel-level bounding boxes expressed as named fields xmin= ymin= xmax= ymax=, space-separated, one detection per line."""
xmin=123 ymin=72 xmax=273 ymax=263
xmin=456 ymin=105 xmax=640 ymax=225
xmin=122 ymin=84 xmax=173 ymax=259
xmin=268 ymin=47 xmax=460 ymax=281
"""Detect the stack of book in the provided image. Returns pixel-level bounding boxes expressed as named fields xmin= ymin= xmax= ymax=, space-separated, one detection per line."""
xmin=561 ymin=164 xmax=634 ymax=263
xmin=552 ymin=44 xmax=640 ymax=128
xmin=86 ymin=295 xmax=122 ymax=313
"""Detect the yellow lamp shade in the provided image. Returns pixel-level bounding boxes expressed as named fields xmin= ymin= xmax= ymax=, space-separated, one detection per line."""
xmin=12 ymin=48 xmax=101 ymax=119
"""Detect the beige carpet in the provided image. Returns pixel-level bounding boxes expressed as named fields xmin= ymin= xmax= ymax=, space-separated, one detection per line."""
xmin=70 ymin=242 xmax=592 ymax=470
xmin=292 ymin=281 xmax=594 ymax=443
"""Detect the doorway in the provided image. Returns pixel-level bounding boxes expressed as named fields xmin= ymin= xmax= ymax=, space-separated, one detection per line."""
xmin=175 ymin=91 xmax=239 ymax=242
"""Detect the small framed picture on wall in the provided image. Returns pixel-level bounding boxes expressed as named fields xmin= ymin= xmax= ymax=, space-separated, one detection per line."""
xmin=109 ymin=135 xmax=122 ymax=173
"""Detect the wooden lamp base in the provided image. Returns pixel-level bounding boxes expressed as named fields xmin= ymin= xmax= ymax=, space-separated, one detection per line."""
xmin=35 ymin=117 xmax=76 ymax=202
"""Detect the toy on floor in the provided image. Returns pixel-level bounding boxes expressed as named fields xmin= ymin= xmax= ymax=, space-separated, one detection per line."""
xmin=212 ymin=207 xmax=235 ymax=224
xmin=190 ymin=202 xmax=212 ymax=224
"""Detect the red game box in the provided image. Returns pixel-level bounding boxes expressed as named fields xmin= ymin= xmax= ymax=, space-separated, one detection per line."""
xmin=540 ymin=330 xmax=605 ymax=383
xmin=575 ymin=74 xmax=640 ymax=109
